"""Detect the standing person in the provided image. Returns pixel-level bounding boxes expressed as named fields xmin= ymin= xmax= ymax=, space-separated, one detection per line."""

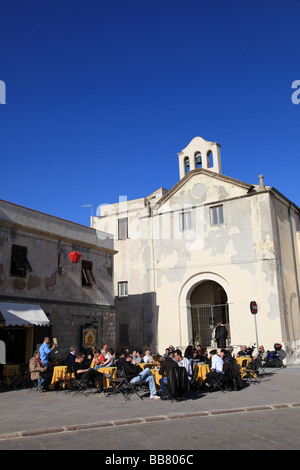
xmin=39 ymin=337 xmax=55 ymax=370
xmin=215 ymin=323 xmax=228 ymax=348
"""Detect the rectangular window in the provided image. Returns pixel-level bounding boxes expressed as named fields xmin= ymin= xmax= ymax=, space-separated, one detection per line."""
xmin=10 ymin=244 xmax=32 ymax=277
xmin=82 ymin=260 xmax=96 ymax=287
xmin=118 ymin=281 xmax=128 ymax=297
xmin=210 ymin=205 xmax=224 ymax=226
xmin=118 ymin=217 xmax=128 ymax=240
xmin=179 ymin=211 xmax=192 ymax=232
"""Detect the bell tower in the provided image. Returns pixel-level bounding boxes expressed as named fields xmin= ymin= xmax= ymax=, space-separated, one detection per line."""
xmin=178 ymin=136 xmax=222 ymax=180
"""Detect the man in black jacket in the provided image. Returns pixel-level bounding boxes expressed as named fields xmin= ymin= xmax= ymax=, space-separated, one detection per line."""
xmin=158 ymin=355 xmax=178 ymax=400
xmin=123 ymin=353 xmax=160 ymax=399
xmin=73 ymin=353 xmax=110 ymax=395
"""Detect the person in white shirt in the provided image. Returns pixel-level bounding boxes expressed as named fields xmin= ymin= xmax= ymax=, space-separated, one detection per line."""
xmin=174 ymin=349 xmax=193 ymax=380
xmin=205 ymin=349 xmax=224 ymax=388
xmin=143 ymin=349 xmax=155 ymax=363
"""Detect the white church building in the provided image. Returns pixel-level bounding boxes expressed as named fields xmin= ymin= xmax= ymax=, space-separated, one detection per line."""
xmin=93 ymin=137 xmax=300 ymax=362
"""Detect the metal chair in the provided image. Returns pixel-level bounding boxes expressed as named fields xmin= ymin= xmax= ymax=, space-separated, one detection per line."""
xmin=107 ymin=372 xmax=128 ymax=399
xmin=207 ymin=362 xmax=231 ymax=393
xmin=239 ymin=359 xmax=248 ymax=378
xmin=56 ymin=365 xmax=75 ymax=393
xmin=243 ymin=358 xmax=260 ymax=384
xmin=28 ymin=378 xmax=43 ymax=393
xmin=107 ymin=368 xmax=144 ymax=401
xmin=121 ymin=368 xmax=144 ymax=401
xmin=71 ymin=367 xmax=96 ymax=396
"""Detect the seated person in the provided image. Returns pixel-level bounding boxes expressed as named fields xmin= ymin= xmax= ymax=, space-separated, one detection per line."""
xmin=198 ymin=347 xmax=211 ymax=364
xmin=205 ymin=349 xmax=224 ymax=388
xmin=158 ymin=354 xmax=179 ymax=399
xmin=184 ymin=345 xmax=194 ymax=367
xmin=163 ymin=348 xmax=170 ymax=358
xmin=97 ymin=348 xmax=115 ymax=368
xmin=237 ymin=345 xmax=249 ymax=357
xmin=29 ymin=350 xmax=53 ymax=391
xmin=73 ymin=353 xmax=110 ymax=394
xmin=92 ymin=348 xmax=105 ymax=369
xmin=191 ymin=349 xmax=201 ymax=366
xmin=143 ymin=349 xmax=155 ymax=364
xmin=66 ymin=346 xmax=77 ymax=366
xmin=116 ymin=351 xmax=126 ymax=372
xmin=174 ymin=349 xmax=193 ymax=381
xmin=255 ymin=345 xmax=268 ymax=363
xmin=227 ymin=345 xmax=236 ymax=358
xmin=123 ymin=353 xmax=160 ymax=399
xmin=132 ymin=349 xmax=142 ymax=364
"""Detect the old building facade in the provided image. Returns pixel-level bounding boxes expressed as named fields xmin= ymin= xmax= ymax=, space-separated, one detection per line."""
xmin=93 ymin=137 xmax=300 ymax=362
xmin=0 ymin=199 xmax=116 ymax=364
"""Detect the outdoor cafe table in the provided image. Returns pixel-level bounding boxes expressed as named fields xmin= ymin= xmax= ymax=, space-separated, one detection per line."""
xmin=90 ymin=364 xmax=117 ymax=388
xmin=194 ymin=363 xmax=210 ymax=386
xmin=2 ymin=364 xmax=20 ymax=385
xmin=235 ymin=356 xmax=255 ymax=378
xmin=236 ymin=356 xmax=252 ymax=366
xmin=51 ymin=365 xmax=117 ymax=389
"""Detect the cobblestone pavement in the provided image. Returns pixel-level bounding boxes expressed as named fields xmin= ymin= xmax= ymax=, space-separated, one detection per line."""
xmin=1 ymin=407 xmax=300 ymax=451
xmin=1 ymin=367 xmax=300 ymax=451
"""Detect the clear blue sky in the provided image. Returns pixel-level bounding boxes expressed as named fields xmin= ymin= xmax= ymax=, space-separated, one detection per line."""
xmin=1 ymin=0 xmax=299 ymax=226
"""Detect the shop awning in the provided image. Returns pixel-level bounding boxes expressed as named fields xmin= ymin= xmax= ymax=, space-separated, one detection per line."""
xmin=0 ymin=302 xmax=50 ymax=327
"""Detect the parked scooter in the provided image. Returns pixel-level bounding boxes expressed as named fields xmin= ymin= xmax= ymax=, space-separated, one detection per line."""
xmin=265 ymin=343 xmax=286 ymax=368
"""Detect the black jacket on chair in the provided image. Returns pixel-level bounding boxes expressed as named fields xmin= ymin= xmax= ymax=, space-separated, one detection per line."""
xmin=167 ymin=367 xmax=189 ymax=401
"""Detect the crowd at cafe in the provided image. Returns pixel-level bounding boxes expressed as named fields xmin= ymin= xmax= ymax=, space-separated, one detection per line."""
xmin=8 ymin=336 xmax=273 ymax=400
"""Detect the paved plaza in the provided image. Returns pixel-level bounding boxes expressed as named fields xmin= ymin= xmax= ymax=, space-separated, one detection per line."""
xmin=0 ymin=367 xmax=299 ymax=451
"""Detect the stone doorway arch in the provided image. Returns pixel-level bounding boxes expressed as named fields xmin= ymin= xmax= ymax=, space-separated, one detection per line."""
xmin=178 ymin=273 xmax=231 ymax=349
xmin=190 ymin=280 xmax=230 ymax=348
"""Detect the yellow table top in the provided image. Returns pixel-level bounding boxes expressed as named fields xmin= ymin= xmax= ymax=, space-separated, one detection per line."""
xmin=236 ymin=356 xmax=252 ymax=366
xmin=51 ymin=365 xmax=117 ymax=389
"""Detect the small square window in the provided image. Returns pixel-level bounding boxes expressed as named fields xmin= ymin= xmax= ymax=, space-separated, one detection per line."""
xmin=82 ymin=260 xmax=96 ymax=287
xmin=118 ymin=281 xmax=128 ymax=297
xmin=10 ymin=245 xmax=32 ymax=277
xmin=210 ymin=205 xmax=224 ymax=226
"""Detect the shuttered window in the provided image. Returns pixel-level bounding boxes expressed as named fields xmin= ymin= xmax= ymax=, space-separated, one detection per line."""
xmin=10 ymin=245 xmax=32 ymax=277
xmin=82 ymin=260 xmax=96 ymax=287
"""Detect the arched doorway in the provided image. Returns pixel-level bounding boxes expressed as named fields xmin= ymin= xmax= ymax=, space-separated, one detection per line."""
xmin=190 ymin=280 xmax=230 ymax=348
